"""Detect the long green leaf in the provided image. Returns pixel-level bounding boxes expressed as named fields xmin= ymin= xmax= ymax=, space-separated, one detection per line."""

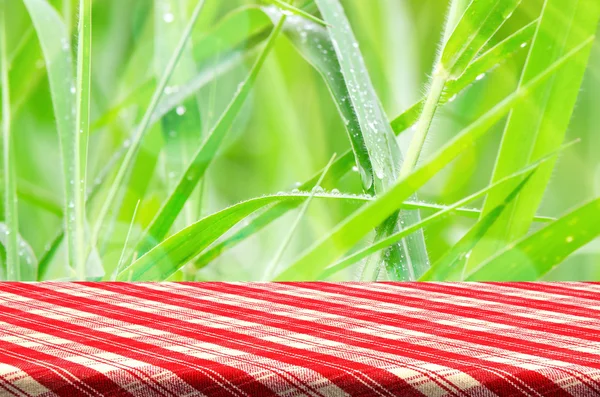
xmin=132 ymin=16 xmax=287 ymax=258
xmin=117 ymin=192 xmax=370 ymax=281
xmin=191 ymin=18 xmax=540 ymax=270
xmin=467 ymin=0 xmax=600 ymax=271
xmin=154 ymin=0 xmax=204 ymax=234
xmin=466 ymin=198 xmax=600 ymax=281
xmin=0 ymin=3 xmax=18 ymax=280
xmin=74 ymin=0 xmax=92 ymax=278
xmin=0 ymin=223 xmax=37 ymax=281
xmin=22 ymin=0 xmax=80 ymax=274
xmin=298 ymin=0 xmax=428 ymax=280
xmin=89 ymin=0 xmax=206 ymax=261
xmin=274 ymin=39 xmax=591 ymax=281
xmin=320 ymin=145 xmax=572 ymax=281
xmin=421 ymin=172 xmax=536 ymax=282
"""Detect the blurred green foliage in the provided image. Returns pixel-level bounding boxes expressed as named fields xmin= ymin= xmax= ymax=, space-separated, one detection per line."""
xmin=1 ymin=0 xmax=599 ymax=281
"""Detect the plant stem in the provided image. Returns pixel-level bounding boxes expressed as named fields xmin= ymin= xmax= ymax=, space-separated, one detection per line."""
xmin=0 ymin=2 xmax=19 ymax=281
xmin=74 ymin=0 xmax=91 ymax=279
xmin=399 ymin=72 xmax=446 ymax=177
xmin=399 ymin=0 xmax=467 ymax=178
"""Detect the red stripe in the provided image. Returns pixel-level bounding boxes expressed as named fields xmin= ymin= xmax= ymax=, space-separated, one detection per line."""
xmin=0 ymin=338 xmax=129 ymax=397
xmin=6 ymin=283 xmax=419 ymax=397
xmin=488 ymin=282 xmax=600 ymax=302
xmin=397 ymin=282 xmax=600 ymax=321
xmin=0 ymin=284 xmax=277 ymax=397
xmin=87 ymin=282 xmax=459 ymax=396
xmin=266 ymin=282 xmax=600 ymax=392
xmin=178 ymin=282 xmax=580 ymax=397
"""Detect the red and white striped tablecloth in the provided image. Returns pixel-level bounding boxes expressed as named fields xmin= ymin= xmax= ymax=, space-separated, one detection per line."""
xmin=0 ymin=282 xmax=599 ymax=396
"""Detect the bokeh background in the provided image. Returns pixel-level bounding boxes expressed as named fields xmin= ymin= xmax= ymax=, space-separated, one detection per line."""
xmin=5 ymin=0 xmax=600 ymax=280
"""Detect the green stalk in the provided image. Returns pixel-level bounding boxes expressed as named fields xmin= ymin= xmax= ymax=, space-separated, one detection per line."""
xmin=0 ymin=2 xmax=18 ymax=281
xmin=74 ymin=0 xmax=91 ymax=278
xmin=89 ymin=0 xmax=206 ymax=257
xmin=399 ymin=0 xmax=466 ymax=178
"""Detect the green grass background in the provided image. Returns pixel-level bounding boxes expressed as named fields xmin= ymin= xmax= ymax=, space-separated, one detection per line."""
xmin=2 ymin=0 xmax=600 ymax=281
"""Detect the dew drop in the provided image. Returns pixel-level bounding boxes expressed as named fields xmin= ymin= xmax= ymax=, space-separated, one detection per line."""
xmin=163 ymin=13 xmax=174 ymax=23
xmin=448 ymin=94 xmax=457 ymax=102
xmin=292 ymin=188 xmax=300 ymax=194
xmin=70 ymin=86 xmax=76 ymax=94
xmin=566 ymin=236 xmax=574 ymax=243
xmin=331 ymin=188 xmax=340 ymax=194
xmin=520 ymin=42 xmax=528 ymax=48
xmin=176 ymin=106 xmax=186 ymax=116
xmin=475 ymin=73 xmax=485 ymax=81
xmin=352 ymin=166 xmax=359 ymax=172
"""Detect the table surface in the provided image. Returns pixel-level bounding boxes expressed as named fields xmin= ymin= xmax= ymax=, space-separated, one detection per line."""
xmin=0 ymin=282 xmax=598 ymax=396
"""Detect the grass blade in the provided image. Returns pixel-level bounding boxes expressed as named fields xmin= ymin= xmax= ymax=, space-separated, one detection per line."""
xmin=274 ymin=39 xmax=591 ymax=281
xmin=466 ymin=198 xmax=600 ymax=281
xmin=89 ymin=0 xmax=206 ymax=260
xmin=74 ymin=0 xmax=92 ymax=278
xmin=422 ymin=173 xmax=536 ymax=282
xmin=22 ymin=0 xmax=80 ymax=275
xmin=467 ymin=0 xmax=600 ymax=271
xmin=117 ymin=192 xmax=371 ymax=281
xmin=319 ymin=154 xmax=555 ymax=280
xmin=0 ymin=4 xmax=18 ymax=280
xmin=309 ymin=0 xmax=429 ymax=280
xmin=132 ymin=16 xmax=287 ymax=258
xmin=263 ymin=154 xmax=336 ymax=280
xmin=191 ymin=19 xmax=541 ymax=270
xmin=154 ymin=0 xmax=204 ymax=234
xmin=0 ymin=223 xmax=37 ymax=281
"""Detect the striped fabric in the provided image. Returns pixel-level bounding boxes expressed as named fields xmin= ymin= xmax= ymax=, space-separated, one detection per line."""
xmin=0 ymin=283 xmax=599 ymax=396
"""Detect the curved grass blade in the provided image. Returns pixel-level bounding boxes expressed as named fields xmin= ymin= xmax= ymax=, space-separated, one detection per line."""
xmin=155 ymin=0 xmax=204 ymax=232
xmin=192 ymin=15 xmax=541 ymax=270
xmin=92 ymin=6 xmax=270 ymax=133
xmin=263 ymin=154 xmax=337 ymax=281
xmin=117 ymin=192 xmax=371 ymax=281
xmin=422 ymin=173 xmax=535 ymax=282
xmin=467 ymin=0 xmax=600 ymax=270
xmin=0 ymin=223 xmax=37 ymax=281
xmin=132 ymin=17 xmax=287 ymax=258
xmin=319 ymin=141 xmax=578 ymax=281
xmin=320 ymin=140 xmax=573 ymax=280
xmin=74 ymin=0 xmax=92 ymax=278
xmin=22 ymin=0 xmax=81 ymax=276
xmin=466 ymin=198 xmax=600 ymax=281
xmin=0 ymin=5 xmax=18 ymax=280
xmin=422 ymin=139 xmax=581 ymax=282
xmin=89 ymin=0 xmax=207 ymax=261
xmin=274 ymin=40 xmax=591 ymax=281
xmin=309 ymin=0 xmax=428 ymax=279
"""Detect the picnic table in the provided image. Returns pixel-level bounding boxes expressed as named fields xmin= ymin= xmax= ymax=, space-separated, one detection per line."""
xmin=0 ymin=282 xmax=598 ymax=396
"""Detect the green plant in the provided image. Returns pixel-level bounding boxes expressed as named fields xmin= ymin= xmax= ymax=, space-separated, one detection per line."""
xmin=1 ymin=0 xmax=599 ymax=282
